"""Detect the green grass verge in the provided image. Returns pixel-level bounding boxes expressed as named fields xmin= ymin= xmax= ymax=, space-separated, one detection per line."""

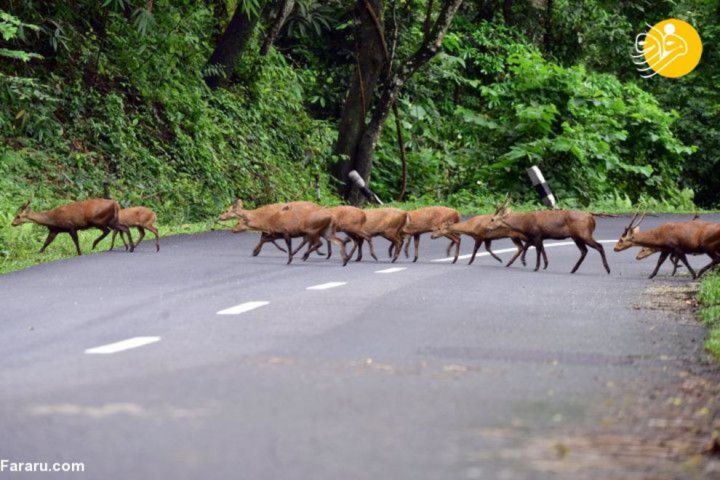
xmin=698 ymin=271 xmax=720 ymax=360
xmin=0 ymin=221 xmax=215 ymax=276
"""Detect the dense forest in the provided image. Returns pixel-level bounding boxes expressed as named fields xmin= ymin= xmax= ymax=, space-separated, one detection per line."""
xmin=1 ymin=0 xmax=718 ymax=236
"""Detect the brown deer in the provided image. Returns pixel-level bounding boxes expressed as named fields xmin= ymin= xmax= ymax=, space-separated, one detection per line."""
xmin=107 ymin=206 xmax=160 ymax=252
xmin=349 ymin=208 xmax=408 ymax=263
xmin=11 ymin=199 xmax=133 ymax=255
xmin=431 ymin=214 xmax=528 ymax=267
xmin=614 ymin=213 xmax=720 ymax=278
xmin=635 ymin=247 xmax=689 ymax=276
xmin=220 ymin=200 xmax=319 ymax=256
xmin=488 ymin=207 xmax=611 ymax=274
xmin=230 ymin=201 xmax=349 ymax=265
xmin=402 ymin=207 xmax=461 ymax=263
xmin=299 ymin=206 xmax=372 ymax=262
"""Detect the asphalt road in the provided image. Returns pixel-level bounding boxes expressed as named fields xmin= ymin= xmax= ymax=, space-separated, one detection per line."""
xmin=0 ymin=214 xmax=716 ymax=479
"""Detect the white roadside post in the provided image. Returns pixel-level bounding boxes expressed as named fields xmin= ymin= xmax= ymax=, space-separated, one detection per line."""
xmin=348 ymin=170 xmax=383 ymax=204
xmin=527 ymin=166 xmax=556 ymax=208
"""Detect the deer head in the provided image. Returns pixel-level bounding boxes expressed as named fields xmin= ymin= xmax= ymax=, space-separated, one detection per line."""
xmin=430 ymin=219 xmax=453 ymax=239
xmin=11 ymin=200 xmax=32 ymax=226
xmin=635 ymin=246 xmax=658 ymax=260
xmin=614 ymin=211 xmax=646 ymax=252
xmin=488 ymin=204 xmax=512 ymax=231
xmin=218 ymin=199 xmax=245 ymax=221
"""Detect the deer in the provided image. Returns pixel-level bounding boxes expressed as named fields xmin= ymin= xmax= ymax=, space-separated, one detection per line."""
xmin=230 ymin=201 xmax=349 ymax=265
xmin=431 ymin=214 xmax=528 ymax=267
xmin=347 ymin=208 xmax=408 ymax=263
xmin=402 ymin=207 xmax=461 ymax=263
xmin=488 ymin=205 xmax=611 ymax=274
xmin=105 ymin=206 xmax=160 ymax=252
xmin=220 ymin=200 xmax=319 ymax=256
xmin=299 ymin=206 xmax=372 ymax=262
xmin=614 ymin=213 xmax=720 ymax=279
xmin=11 ymin=199 xmax=134 ymax=256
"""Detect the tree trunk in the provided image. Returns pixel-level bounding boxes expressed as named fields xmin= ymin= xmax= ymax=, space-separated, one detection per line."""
xmin=344 ymin=0 xmax=464 ymax=204
xmin=260 ymin=0 xmax=295 ymax=56
xmin=503 ymin=0 xmax=513 ymax=25
xmin=544 ymin=0 xmax=554 ymax=53
xmin=332 ymin=0 xmax=386 ymax=198
xmin=204 ymin=3 xmax=260 ymax=89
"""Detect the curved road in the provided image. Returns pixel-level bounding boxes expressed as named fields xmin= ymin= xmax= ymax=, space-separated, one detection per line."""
xmin=0 ymin=214 xmax=715 ymax=479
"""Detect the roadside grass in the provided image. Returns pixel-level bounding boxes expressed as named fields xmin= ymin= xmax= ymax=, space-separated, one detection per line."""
xmin=698 ymin=271 xmax=720 ymax=359
xmin=0 ymin=221 xmax=216 ymax=276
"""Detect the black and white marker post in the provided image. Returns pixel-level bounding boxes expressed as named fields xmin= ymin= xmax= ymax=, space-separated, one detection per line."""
xmin=527 ymin=165 xmax=556 ymax=208
xmin=348 ymin=170 xmax=383 ymax=204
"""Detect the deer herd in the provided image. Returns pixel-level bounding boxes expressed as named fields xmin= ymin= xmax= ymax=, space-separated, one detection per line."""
xmin=9 ymin=197 xmax=720 ymax=279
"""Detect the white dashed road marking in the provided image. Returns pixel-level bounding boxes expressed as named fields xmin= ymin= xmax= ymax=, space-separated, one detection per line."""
xmin=217 ymin=301 xmax=270 ymax=315
xmin=85 ymin=336 xmax=161 ymax=355
xmin=306 ymin=282 xmax=347 ymax=290
xmin=432 ymin=239 xmax=617 ymax=263
xmin=375 ymin=267 xmax=407 ymax=274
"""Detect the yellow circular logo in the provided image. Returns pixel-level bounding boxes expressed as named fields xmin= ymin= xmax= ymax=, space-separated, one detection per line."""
xmin=633 ymin=18 xmax=702 ymax=78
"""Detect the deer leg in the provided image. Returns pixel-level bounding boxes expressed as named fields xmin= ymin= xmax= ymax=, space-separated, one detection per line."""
xmin=670 ymin=255 xmax=681 ymax=276
xmin=326 ymin=233 xmax=349 ymax=266
xmin=444 ymin=234 xmax=460 ymax=264
xmin=403 ymin=235 xmax=412 ymax=258
xmin=119 ymin=231 xmax=129 ymax=250
xmin=698 ymin=259 xmax=719 ymax=277
xmin=135 ymin=227 xmax=146 ymax=249
xmin=389 ymin=235 xmax=402 ymax=263
xmin=505 ymin=238 xmax=525 ymax=267
xmin=291 ymin=238 xmax=308 ymax=256
xmin=412 ymin=234 xmax=421 ymax=263
xmin=109 ymin=231 xmax=118 ymax=251
xmin=520 ymin=240 xmax=528 ymax=266
xmin=68 ymin=229 xmax=82 ymax=256
xmin=649 ymin=251 xmax=670 ymax=279
xmin=533 ymin=239 xmax=543 ymax=272
xmin=445 ymin=241 xmax=452 ymax=257
xmin=355 ymin=237 xmax=364 ymax=262
xmin=586 ymin=239 xmax=611 ymax=274
xmin=91 ymin=227 xmax=110 ymax=250
xmin=541 ymin=244 xmax=549 ymax=269
xmin=484 ymin=239 xmax=503 ymax=263
xmin=366 ymin=235 xmax=378 ymax=261
xmin=675 ymin=252 xmax=696 ymax=279
xmin=39 ymin=230 xmax=59 ymax=254
xmin=113 ymin=223 xmax=134 ymax=252
xmin=570 ymin=239 xmax=589 ymax=274
xmin=303 ymin=238 xmax=323 ymax=261
xmin=285 ymin=235 xmax=295 ymax=264
xmin=147 ymin=226 xmax=160 ymax=252
xmin=468 ymin=239 xmax=483 ymax=265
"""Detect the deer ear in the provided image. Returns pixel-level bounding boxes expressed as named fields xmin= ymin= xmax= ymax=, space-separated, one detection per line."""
xmin=631 ymin=226 xmax=640 ymax=234
xmin=233 ymin=199 xmax=244 ymax=209
xmin=18 ymin=200 xmax=31 ymax=212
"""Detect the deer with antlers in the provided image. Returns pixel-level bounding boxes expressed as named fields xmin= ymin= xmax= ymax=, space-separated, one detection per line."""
xmin=614 ymin=213 xmax=720 ymax=278
xmin=11 ymin=199 xmax=133 ymax=256
xmin=488 ymin=203 xmax=611 ymax=274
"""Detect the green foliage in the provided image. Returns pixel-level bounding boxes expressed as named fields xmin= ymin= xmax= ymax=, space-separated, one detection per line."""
xmin=698 ymin=272 xmax=720 ymax=359
xmin=0 ymin=2 xmax=337 ymax=271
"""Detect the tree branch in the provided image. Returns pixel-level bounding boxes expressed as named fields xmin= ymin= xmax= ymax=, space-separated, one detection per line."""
xmin=260 ymin=0 xmax=295 ymax=56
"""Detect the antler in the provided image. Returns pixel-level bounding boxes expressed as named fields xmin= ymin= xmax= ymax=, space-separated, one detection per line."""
xmin=626 ymin=210 xmax=646 ymax=230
